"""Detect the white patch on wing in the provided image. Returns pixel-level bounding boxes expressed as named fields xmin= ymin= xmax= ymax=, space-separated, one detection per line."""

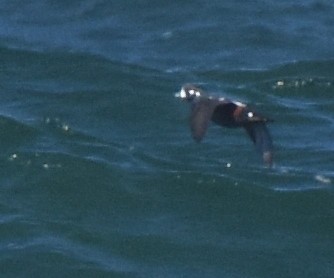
xmin=233 ymin=101 xmax=246 ymax=107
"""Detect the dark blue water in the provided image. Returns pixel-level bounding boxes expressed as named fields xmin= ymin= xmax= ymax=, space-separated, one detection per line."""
xmin=0 ymin=1 xmax=334 ymax=277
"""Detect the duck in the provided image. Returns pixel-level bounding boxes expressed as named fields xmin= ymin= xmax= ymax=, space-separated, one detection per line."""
xmin=175 ymin=84 xmax=274 ymax=167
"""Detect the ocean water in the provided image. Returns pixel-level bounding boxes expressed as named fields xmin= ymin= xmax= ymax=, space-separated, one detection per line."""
xmin=0 ymin=1 xmax=333 ymax=277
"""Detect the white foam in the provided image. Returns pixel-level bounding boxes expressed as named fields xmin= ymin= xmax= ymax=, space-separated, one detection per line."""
xmin=315 ymin=174 xmax=331 ymax=184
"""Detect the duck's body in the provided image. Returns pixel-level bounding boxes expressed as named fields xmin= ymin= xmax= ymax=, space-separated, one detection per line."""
xmin=176 ymin=84 xmax=274 ymax=166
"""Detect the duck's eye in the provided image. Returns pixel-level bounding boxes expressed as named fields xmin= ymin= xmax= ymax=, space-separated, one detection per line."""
xmin=188 ymin=89 xmax=200 ymax=97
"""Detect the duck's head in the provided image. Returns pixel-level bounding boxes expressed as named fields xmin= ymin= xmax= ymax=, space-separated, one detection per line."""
xmin=175 ymin=84 xmax=202 ymax=101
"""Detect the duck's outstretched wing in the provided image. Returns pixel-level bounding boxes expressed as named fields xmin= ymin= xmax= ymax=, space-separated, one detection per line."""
xmin=190 ymin=98 xmax=219 ymax=142
xmin=244 ymin=122 xmax=273 ymax=166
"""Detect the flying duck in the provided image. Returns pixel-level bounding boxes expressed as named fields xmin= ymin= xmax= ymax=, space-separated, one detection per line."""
xmin=175 ymin=84 xmax=274 ymax=167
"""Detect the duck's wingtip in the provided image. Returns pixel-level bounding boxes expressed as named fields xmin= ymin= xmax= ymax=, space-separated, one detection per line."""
xmin=263 ymin=151 xmax=274 ymax=167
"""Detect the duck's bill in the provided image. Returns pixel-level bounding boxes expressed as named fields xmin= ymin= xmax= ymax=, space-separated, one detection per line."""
xmin=175 ymin=88 xmax=187 ymax=99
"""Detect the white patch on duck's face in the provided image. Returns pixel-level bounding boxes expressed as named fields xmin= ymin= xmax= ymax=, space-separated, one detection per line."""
xmin=247 ymin=112 xmax=254 ymax=118
xmin=179 ymin=88 xmax=186 ymax=98
xmin=188 ymin=89 xmax=200 ymax=97
xmin=176 ymin=87 xmax=200 ymax=99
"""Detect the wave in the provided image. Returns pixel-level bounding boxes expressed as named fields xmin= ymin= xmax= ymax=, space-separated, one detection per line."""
xmin=1 ymin=46 xmax=332 ymax=192
xmin=1 ymin=3 xmax=334 ymax=277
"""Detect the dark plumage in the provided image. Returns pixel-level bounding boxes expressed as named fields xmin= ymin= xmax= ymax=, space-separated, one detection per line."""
xmin=176 ymin=84 xmax=274 ymax=167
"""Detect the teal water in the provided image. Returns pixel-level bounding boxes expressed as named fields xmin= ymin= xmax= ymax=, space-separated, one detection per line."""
xmin=0 ymin=1 xmax=334 ymax=277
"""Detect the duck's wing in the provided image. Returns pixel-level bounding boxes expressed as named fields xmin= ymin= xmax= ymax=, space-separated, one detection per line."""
xmin=190 ymin=98 xmax=220 ymax=142
xmin=244 ymin=122 xmax=273 ymax=166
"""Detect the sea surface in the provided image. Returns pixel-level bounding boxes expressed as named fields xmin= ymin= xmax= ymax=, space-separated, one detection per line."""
xmin=0 ymin=1 xmax=334 ymax=277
